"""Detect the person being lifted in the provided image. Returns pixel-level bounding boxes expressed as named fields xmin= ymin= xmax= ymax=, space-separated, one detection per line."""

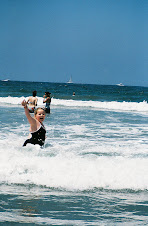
xmin=27 ymin=90 xmax=38 ymax=113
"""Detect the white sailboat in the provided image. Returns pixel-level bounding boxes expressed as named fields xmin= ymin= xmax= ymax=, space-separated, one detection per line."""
xmin=116 ymin=83 xmax=124 ymax=86
xmin=67 ymin=76 xmax=73 ymax=83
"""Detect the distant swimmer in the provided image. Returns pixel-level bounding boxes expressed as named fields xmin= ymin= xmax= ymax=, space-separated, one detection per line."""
xmin=27 ymin=90 xmax=38 ymax=113
xmin=22 ymin=100 xmax=46 ymax=147
xmin=73 ymin=92 xmax=75 ymax=96
xmin=43 ymin=92 xmax=51 ymax=113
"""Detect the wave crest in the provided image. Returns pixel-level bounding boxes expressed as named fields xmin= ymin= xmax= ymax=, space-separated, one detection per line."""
xmin=0 ymin=96 xmax=148 ymax=113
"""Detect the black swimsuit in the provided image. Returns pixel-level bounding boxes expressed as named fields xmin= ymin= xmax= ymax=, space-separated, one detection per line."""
xmin=23 ymin=124 xmax=46 ymax=147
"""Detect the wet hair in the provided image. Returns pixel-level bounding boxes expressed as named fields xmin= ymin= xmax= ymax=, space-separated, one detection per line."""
xmin=34 ymin=108 xmax=46 ymax=115
xmin=32 ymin=90 xmax=37 ymax=97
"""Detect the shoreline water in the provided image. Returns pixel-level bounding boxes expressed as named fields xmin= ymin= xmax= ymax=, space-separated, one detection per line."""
xmin=0 ymin=81 xmax=148 ymax=225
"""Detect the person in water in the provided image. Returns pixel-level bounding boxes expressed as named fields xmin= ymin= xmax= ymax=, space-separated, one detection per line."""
xmin=22 ymin=100 xmax=46 ymax=147
xmin=27 ymin=90 xmax=38 ymax=113
xmin=43 ymin=92 xmax=51 ymax=113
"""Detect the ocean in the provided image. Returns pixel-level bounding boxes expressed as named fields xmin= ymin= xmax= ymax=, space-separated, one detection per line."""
xmin=0 ymin=80 xmax=148 ymax=225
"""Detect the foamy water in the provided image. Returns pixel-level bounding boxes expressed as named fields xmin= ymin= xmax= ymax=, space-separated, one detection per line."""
xmin=0 ymin=96 xmax=148 ymax=191
xmin=0 ymin=82 xmax=148 ymax=225
xmin=0 ymin=96 xmax=148 ymax=113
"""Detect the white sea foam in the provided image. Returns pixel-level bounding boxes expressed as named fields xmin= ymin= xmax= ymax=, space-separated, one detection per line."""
xmin=0 ymin=143 xmax=148 ymax=191
xmin=0 ymin=95 xmax=148 ymax=191
xmin=0 ymin=125 xmax=148 ymax=191
xmin=0 ymin=96 xmax=148 ymax=113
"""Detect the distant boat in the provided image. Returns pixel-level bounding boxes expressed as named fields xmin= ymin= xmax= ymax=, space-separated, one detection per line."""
xmin=116 ymin=83 xmax=124 ymax=86
xmin=67 ymin=76 xmax=73 ymax=84
xmin=1 ymin=79 xmax=10 ymax=82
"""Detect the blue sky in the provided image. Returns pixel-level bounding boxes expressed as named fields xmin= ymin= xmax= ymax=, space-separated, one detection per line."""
xmin=0 ymin=0 xmax=148 ymax=86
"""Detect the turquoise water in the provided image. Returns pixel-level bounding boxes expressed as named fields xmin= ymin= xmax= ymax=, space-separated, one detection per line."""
xmin=0 ymin=80 xmax=148 ymax=225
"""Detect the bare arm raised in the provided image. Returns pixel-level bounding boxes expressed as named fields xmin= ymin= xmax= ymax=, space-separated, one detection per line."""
xmin=22 ymin=99 xmax=46 ymax=147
